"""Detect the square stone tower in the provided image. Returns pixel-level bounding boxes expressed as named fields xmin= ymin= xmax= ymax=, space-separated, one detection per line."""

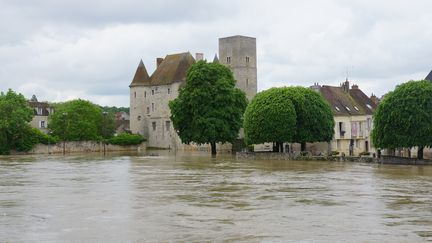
xmin=219 ymin=35 xmax=257 ymax=101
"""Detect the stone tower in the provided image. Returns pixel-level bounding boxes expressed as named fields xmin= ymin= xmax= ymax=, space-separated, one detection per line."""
xmin=219 ymin=35 xmax=257 ymax=101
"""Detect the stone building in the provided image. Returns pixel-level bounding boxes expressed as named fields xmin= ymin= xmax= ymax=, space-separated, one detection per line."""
xmin=129 ymin=35 xmax=257 ymax=149
xmin=28 ymin=95 xmax=54 ymax=133
xmin=311 ymin=80 xmax=377 ymax=156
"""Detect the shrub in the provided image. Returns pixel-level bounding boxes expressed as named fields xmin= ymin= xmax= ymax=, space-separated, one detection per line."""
xmin=106 ymin=133 xmax=146 ymax=145
xmin=359 ymin=151 xmax=370 ymax=156
xmin=330 ymin=151 xmax=340 ymax=156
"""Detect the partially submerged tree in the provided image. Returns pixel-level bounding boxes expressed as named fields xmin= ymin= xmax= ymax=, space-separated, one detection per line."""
xmin=0 ymin=89 xmax=34 ymax=154
xmin=286 ymin=87 xmax=334 ymax=151
xmin=243 ymin=87 xmax=297 ymax=152
xmin=49 ymin=99 xmax=115 ymax=141
xmin=169 ymin=60 xmax=248 ymax=155
xmin=372 ymin=80 xmax=432 ymax=159
xmin=243 ymin=86 xmax=334 ymax=152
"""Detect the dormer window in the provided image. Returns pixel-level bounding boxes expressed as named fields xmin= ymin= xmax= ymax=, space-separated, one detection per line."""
xmin=366 ymin=104 xmax=372 ymax=109
xmin=354 ymin=106 xmax=359 ymax=111
xmin=345 ymin=106 xmax=351 ymax=111
xmin=335 ymin=106 xmax=340 ymax=111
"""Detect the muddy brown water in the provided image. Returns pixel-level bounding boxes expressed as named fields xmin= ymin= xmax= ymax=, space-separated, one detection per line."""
xmin=1 ymin=151 xmax=431 ymax=242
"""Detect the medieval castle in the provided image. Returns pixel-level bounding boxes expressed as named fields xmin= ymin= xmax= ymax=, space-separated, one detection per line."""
xmin=129 ymin=35 xmax=257 ymax=149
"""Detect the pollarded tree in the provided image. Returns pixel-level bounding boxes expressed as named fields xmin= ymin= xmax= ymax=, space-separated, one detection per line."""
xmin=286 ymin=87 xmax=335 ymax=151
xmin=49 ymin=99 xmax=115 ymax=141
xmin=243 ymin=87 xmax=297 ymax=152
xmin=372 ymin=80 xmax=432 ymax=159
xmin=169 ymin=60 xmax=248 ymax=155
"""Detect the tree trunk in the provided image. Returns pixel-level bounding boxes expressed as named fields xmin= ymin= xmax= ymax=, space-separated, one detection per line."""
xmin=418 ymin=146 xmax=424 ymax=160
xmin=301 ymin=142 xmax=306 ymax=152
xmin=279 ymin=142 xmax=283 ymax=153
xmin=211 ymin=142 xmax=217 ymax=156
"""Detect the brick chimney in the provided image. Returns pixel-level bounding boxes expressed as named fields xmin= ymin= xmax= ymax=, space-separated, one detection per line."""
xmin=195 ymin=53 xmax=204 ymax=61
xmin=156 ymin=58 xmax=164 ymax=68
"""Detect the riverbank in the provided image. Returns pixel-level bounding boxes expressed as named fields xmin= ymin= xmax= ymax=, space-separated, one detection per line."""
xmin=236 ymin=152 xmax=432 ymax=165
xmin=10 ymin=141 xmax=146 ymax=155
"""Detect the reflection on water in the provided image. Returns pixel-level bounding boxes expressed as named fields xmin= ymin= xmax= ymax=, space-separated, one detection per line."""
xmin=1 ymin=151 xmax=432 ymax=242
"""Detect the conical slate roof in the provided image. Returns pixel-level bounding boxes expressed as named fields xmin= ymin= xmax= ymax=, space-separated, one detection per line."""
xmin=129 ymin=59 xmax=150 ymax=87
xmin=425 ymin=69 xmax=432 ymax=81
xmin=213 ymin=54 xmax=219 ymax=63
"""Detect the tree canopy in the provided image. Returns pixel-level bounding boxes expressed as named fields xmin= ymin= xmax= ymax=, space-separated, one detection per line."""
xmin=49 ymin=99 xmax=115 ymax=141
xmin=243 ymin=86 xmax=334 ymax=151
xmin=372 ymin=80 xmax=432 ymax=159
xmin=169 ymin=60 xmax=248 ymax=155
xmin=243 ymin=87 xmax=297 ymax=147
xmin=0 ymin=89 xmax=34 ymax=154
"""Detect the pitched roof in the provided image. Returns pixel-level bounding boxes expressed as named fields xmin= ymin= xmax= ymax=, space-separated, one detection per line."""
xmin=425 ymin=70 xmax=432 ymax=81
xmin=129 ymin=60 xmax=150 ymax=87
xmin=319 ymin=85 xmax=376 ymax=116
xmin=148 ymin=52 xmax=195 ymax=86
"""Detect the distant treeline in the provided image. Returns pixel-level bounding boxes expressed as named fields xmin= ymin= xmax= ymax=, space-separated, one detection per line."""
xmin=100 ymin=106 xmax=129 ymax=114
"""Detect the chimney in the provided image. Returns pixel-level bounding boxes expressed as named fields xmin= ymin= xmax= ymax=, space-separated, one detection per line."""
xmin=195 ymin=53 xmax=204 ymax=61
xmin=351 ymin=84 xmax=359 ymax=89
xmin=310 ymin=82 xmax=321 ymax=92
xmin=156 ymin=58 xmax=164 ymax=68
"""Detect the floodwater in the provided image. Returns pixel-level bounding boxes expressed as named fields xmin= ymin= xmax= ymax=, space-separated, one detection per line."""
xmin=1 ymin=151 xmax=432 ymax=242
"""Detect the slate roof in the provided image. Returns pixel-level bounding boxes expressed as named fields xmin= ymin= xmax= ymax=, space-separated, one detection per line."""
xmin=28 ymin=100 xmax=52 ymax=116
xmin=130 ymin=52 xmax=195 ymax=87
xmin=319 ymin=85 xmax=376 ymax=116
xmin=425 ymin=70 xmax=432 ymax=81
xmin=129 ymin=60 xmax=150 ymax=87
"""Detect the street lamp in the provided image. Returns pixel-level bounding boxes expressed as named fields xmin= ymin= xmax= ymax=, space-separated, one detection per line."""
xmin=62 ymin=112 xmax=68 ymax=155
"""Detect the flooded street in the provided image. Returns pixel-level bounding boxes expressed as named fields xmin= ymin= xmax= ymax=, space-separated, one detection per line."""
xmin=1 ymin=151 xmax=432 ymax=242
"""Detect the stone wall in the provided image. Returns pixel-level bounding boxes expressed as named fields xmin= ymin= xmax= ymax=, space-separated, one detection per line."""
xmin=22 ymin=141 xmax=146 ymax=155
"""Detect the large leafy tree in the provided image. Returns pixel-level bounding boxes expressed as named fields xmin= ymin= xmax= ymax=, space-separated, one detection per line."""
xmin=243 ymin=87 xmax=297 ymax=152
xmin=49 ymin=99 xmax=115 ymax=141
xmin=372 ymin=80 xmax=432 ymax=159
xmin=286 ymin=87 xmax=335 ymax=151
xmin=0 ymin=89 xmax=34 ymax=154
xmin=169 ymin=60 xmax=248 ymax=155
xmin=243 ymin=87 xmax=334 ymax=152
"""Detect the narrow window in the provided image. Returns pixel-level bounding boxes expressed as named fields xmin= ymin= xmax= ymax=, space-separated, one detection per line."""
xmin=246 ymin=56 xmax=250 ymax=63
xmin=134 ymin=92 xmax=136 ymax=98
xmin=165 ymin=121 xmax=170 ymax=131
xmin=246 ymin=79 xmax=249 ymax=87
xmin=152 ymin=122 xmax=156 ymax=131
xmin=168 ymin=88 xmax=170 ymax=94
xmin=152 ymin=90 xmax=154 ymax=95
xmin=40 ymin=121 xmax=45 ymax=128
xmin=137 ymin=115 xmax=141 ymax=121
xmin=227 ymin=56 xmax=231 ymax=64
xmin=146 ymin=107 xmax=150 ymax=114
xmin=144 ymin=91 xmax=146 ymax=98
xmin=152 ymin=103 xmax=155 ymax=112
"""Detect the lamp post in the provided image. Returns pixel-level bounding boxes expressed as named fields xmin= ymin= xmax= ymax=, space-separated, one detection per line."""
xmin=62 ymin=112 xmax=68 ymax=155
xmin=102 ymin=111 xmax=108 ymax=156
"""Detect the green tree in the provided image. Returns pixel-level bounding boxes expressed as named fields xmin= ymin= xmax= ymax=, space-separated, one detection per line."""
xmin=0 ymin=89 xmax=34 ymax=154
xmin=243 ymin=87 xmax=297 ymax=152
xmin=169 ymin=60 xmax=248 ymax=155
xmin=243 ymin=87 xmax=334 ymax=152
xmin=48 ymin=99 xmax=115 ymax=141
xmin=286 ymin=87 xmax=335 ymax=151
xmin=372 ymin=80 xmax=432 ymax=159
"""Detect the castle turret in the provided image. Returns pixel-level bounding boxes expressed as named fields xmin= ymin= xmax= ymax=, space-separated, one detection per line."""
xmin=219 ymin=35 xmax=257 ymax=101
xmin=129 ymin=60 xmax=150 ymax=136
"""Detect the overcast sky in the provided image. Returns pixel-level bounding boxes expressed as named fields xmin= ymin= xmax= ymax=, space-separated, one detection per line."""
xmin=1 ymin=0 xmax=431 ymax=107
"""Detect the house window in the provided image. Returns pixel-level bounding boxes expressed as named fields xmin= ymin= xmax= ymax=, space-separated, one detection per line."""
xmin=246 ymin=56 xmax=250 ymax=63
xmin=137 ymin=116 xmax=141 ymax=121
xmin=227 ymin=56 xmax=231 ymax=64
xmin=152 ymin=103 xmax=155 ymax=112
xmin=147 ymin=107 xmax=150 ymax=114
xmin=168 ymin=88 xmax=170 ymax=94
xmin=152 ymin=90 xmax=154 ymax=95
xmin=339 ymin=122 xmax=345 ymax=136
xmin=40 ymin=121 xmax=45 ymax=128
xmin=37 ymin=107 xmax=43 ymax=115
xmin=134 ymin=92 xmax=136 ymax=98
xmin=144 ymin=91 xmax=146 ymax=98
xmin=152 ymin=122 xmax=156 ymax=131
xmin=165 ymin=121 xmax=170 ymax=131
